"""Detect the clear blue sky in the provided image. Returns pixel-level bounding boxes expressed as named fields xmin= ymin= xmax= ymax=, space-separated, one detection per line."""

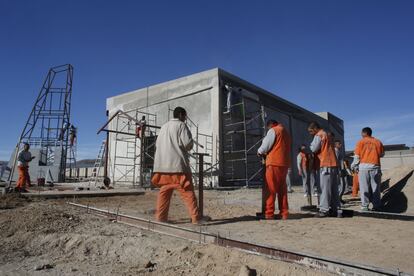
xmin=1 ymin=0 xmax=413 ymax=160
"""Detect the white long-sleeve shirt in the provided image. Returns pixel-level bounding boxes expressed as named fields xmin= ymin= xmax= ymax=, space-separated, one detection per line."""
xmin=257 ymin=128 xmax=276 ymax=155
xmin=153 ymin=119 xmax=194 ymax=173
xmin=310 ymin=135 xmax=322 ymax=153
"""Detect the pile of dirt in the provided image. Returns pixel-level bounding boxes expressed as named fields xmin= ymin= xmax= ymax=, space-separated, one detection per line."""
xmin=0 ymin=193 xmax=31 ymax=209
xmin=381 ymin=165 xmax=414 ymax=213
xmin=382 ymin=165 xmax=414 ymax=188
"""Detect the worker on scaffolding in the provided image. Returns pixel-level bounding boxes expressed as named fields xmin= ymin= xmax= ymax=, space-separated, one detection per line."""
xmin=308 ymin=122 xmax=341 ymax=218
xmin=135 ymin=116 xmax=146 ymax=139
xmin=15 ymin=143 xmax=35 ymax=192
xmin=59 ymin=122 xmax=70 ymax=141
xmin=69 ymin=124 xmax=77 ymax=146
xmin=151 ymin=107 xmax=209 ymax=224
xmin=257 ymin=119 xmax=291 ymax=220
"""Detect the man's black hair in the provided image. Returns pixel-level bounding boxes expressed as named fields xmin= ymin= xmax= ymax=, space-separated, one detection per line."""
xmin=298 ymin=144 xmax=307 ymax=152
xmin=173 ymin=107 xmax=187 ymax=118
xmin=308 ymin=121 xmax=320 ymax=129
xmin=334 ymin=139 xmax=342 ymax=144
xmin=362 ymin=127 xmax=372 ymax=136
xmin=266 ymin=119 xmax=278 ymax=126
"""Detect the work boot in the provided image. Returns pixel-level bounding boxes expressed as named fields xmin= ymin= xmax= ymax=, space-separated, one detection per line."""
xmin=360 ymin=206 xmax=369 ymax=212
xmin=332 ymin=210 xmax=343 ymax=218
xmin=193 ymin=216 xmax=211 ymax=225
xmin=275 ymin=214 xmax=288 ymax=220
xmin=315 ymin=211 xmax=329 ymax=218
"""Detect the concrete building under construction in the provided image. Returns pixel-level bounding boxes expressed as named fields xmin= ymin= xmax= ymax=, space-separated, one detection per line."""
xmin=104 ymin=68 xmax=344 ymax=188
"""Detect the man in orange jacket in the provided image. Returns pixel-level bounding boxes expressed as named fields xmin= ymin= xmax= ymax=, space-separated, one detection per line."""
xmin=351 ymin=127 xmax=384 ymax=211
xmin=258 ymin=120 xmax=291 ymax=220
xmin=308 ymin=122 xmax=341 ymax=218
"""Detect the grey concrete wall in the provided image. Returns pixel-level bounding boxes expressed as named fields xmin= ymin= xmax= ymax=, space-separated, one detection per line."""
xmin=106 ymin=69 xmax=220 ymax=185
xmin=5 ymin=147 xmax=62 ymax=183
xmin=106 ymin=68 xmax=344 ymax=187
xmin=218 ymin=70 xmax=344 ymax=186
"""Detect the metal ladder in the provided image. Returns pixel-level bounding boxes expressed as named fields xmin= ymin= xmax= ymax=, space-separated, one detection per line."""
xmin=89 ymin=140 xmax=106 ymax=187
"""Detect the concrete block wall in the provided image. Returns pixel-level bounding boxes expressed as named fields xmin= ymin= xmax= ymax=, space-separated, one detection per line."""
xmin=6 ymin=147 xmax=62 ymax=183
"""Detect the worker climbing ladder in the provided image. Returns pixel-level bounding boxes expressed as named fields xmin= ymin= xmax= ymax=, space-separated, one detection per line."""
xmin=89 ymin=140 xmax=106 ymax=186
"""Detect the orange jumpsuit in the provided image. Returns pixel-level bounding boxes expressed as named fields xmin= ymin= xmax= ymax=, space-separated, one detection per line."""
xmin=264 ymin=124 xmax=291 ymax=219
xmin=16 ymin=166 xmax=31 ymax=189
xmin=352 ymin=173 xmax=359 ymax=197
xmin=152 ymin=173 xmax=199 ymax=223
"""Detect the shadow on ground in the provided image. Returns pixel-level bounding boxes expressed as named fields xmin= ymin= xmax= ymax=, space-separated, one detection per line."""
xmin=381 ymin=170 xmax=413 ymax=213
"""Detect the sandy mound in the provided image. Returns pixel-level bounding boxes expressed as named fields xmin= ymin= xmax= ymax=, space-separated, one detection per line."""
xmin=381 ymin=165 xmax=414 ymax=214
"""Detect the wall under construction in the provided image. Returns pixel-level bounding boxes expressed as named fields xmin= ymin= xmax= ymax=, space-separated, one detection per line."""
xmin=105 ymin=68 xmax=344 ymax=188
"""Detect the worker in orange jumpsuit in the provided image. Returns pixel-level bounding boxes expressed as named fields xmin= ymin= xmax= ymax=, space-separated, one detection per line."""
xmin=151 ymin=107 xmax=209 ymax=224
xmin=16 ymin=143 xmax=35 ymax=192
xmin=257 ymin=120 xmax=291 ymax=220
xmin=308 ymin=122 xmax=341 ymax=218
xmin=351 ymin=127 xmax=384 ymax=211
xmin=352 ymin=172 xmax=359 ymax=198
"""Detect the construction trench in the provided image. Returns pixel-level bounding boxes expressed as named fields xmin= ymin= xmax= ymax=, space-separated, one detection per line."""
xmin=1 ymin=66 xmax=414 ymax=275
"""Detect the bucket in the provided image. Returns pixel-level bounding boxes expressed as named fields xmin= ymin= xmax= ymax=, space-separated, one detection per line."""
xmin=37 ymin=177 xmax=45 ymax=186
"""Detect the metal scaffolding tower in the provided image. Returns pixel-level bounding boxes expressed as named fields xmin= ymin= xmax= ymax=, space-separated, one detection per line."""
xmin=98 ymin=107 xmax=216 ymax=188
xmin=222 ymin=91 xmax=266 ymax=187
xmin=7 ymin=64 xmax=74 ymax=184
xmin=98 ymin=109 xmax=160 ymax=187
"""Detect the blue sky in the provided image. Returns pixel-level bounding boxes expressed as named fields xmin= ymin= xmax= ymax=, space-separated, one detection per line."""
xmin=1 ymin=0 xmax=413 ymax=160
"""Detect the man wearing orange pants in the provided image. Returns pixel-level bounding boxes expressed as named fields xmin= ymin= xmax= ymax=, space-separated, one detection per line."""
xmin=352 ymin=172 xmax=359 ymax=198
xmin=258 ymin=120 xmax=291 ymax=220
xmin=151 ymin=107 xmax=208 ymax=224
xmin=16 ymin=143 xmax=35 ymax=192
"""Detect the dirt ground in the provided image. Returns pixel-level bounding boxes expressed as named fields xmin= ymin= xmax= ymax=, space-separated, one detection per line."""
xmin=73 ymin=165 xmax=414 ymax=274
xmin=0 ymin=195 xmax=331 ymax=276
xmin=1 ymin=165 xmax=413 ymax=275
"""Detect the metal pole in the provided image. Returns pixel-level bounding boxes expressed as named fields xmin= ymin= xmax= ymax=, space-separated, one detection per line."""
xmin=104 ymin=110 xmax=109 ymax=179
xmin=261 ymin=158 xmax=266 ymax=216
xmin=195 ymin=153 xmax=209 ymax=218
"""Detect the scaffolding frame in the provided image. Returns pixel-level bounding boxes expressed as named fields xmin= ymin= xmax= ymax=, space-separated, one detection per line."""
xmin=97 ymin=107 xmax=216 ymax=188
xmin=98 ymin=109 xmax=159 ymax=187
xmin=222 ymin=88 xmax=266 ymax=187
xmin=7 ymin=64 xmax=75 ymax=184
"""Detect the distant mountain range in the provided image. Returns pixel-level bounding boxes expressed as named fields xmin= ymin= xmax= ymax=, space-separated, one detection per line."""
xmin=70 ymin=159 xmax=96 ymax=168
